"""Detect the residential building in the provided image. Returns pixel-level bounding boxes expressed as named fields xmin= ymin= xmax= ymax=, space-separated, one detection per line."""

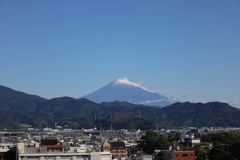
xmin=110 ymin=142 xmax=127 ymax=159
xmin=153 ymin=150 xmax=197 ymax=160
xmin=102 ymin=140 xmax=111 ymax=151
xmin=17 ymin=139 xmax=112 ymax=160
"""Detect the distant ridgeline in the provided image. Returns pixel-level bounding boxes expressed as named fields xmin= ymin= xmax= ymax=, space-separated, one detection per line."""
xmin=0 ymin=84 xmax=240 ymax=130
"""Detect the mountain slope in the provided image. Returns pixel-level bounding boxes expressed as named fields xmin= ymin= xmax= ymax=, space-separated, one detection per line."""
xmin=81 ymin=78 xmax=172 ymax=107
xmin=95 ymin=113 xmax=156 ymax=130
xmin=0 ymin=85 xmax=45 ymax=101
xmin=157 ymin=102 xmax=240 ymax=127
xmin=1 ymin=84 xmax=240 ymax=128
xmin=0 ymin=85 xmax=47 ymax=111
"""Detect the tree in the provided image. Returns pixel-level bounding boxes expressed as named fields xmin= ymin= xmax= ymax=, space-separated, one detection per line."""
xmin=140 ymin=131 xmax=167 ymax=154
xmin=155 ymin=134 xmax=168 ymax=150
xmin=174 ymin=133 xmax=181 ymax=142
xmin=201 ymin=132 xmax=240 ymax=160
xmin=208 ymin=142 xmax=231 ymax=160
xmin=167 ymin=132 xmax=175 ymax=142
xmin=189 ymin=145 xmax=208 ymax=160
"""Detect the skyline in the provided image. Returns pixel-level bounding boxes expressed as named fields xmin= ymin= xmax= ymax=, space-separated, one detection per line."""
xmin=1 ymin=1 xmax=240 ymax=107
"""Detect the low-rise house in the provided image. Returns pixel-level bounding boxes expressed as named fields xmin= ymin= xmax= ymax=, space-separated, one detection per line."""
xmin=180 ymin=138 xmax=201 ymax=147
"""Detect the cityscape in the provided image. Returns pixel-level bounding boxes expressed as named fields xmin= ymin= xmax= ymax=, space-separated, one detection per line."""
xmin=1 ymin=125 xmax=240 ymax=160
xmin=1 ymin=1 xmax=240 ymax=160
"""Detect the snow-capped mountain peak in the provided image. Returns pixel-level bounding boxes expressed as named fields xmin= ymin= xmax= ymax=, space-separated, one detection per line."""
xmin=111 ymin=77 xmax=147 ymax=91
xmin=81 ymin=78 xmax=176 ymax=107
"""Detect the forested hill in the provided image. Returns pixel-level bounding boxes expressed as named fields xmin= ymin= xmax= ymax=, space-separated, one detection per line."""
xmin=156 ymin=102 xmax=240 ymax=127
xmin=1 ymin=84 xmax=240 ymax=129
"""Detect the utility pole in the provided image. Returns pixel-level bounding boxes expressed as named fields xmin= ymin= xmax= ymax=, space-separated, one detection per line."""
xmin=111 ymin=114 xmax=113 ymax=131
xmin=205 ymin=154 xmax=209 ymax=160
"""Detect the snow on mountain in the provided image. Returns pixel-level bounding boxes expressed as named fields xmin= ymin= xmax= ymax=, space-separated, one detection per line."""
xmin=111 ymin=77 xmax=147 ymax=90
xmin=81 ymin=78 xmax=174 ymax=107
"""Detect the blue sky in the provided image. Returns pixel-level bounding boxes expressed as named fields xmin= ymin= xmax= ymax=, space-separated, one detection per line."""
xmin=1 ymin=0 xmax=240 ymax=107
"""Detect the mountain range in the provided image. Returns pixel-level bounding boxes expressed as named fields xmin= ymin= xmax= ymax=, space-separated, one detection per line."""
xmin=1 ymin=84 xmax=240 ymax=130
xmin=81 ymin=78 xmax=173 ymax=107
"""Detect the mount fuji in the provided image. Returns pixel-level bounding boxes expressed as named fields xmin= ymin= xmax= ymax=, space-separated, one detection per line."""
xmin=81 ymin=78 xmax=175 ymax=107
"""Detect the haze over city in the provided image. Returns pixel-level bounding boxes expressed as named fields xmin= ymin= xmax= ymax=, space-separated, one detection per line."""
xmin=1 ymin=1 xmax=240 ymax=107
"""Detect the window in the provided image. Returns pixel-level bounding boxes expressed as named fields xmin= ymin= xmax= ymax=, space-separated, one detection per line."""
xmin=76 ymin=156 xmax=83 ymax=159
xmin=60 ymin=156 xmax=72 ymax=159
xmin=182 ymin=154 xmax=188 ymax=157
xmin=101 ymin=155 xmax=110 ymax=158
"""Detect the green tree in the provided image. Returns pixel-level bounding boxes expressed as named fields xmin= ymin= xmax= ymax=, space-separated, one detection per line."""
xmin=209 ymin=142 xmax=231 ymax=160
xmin=167 ymin=132 xmax=175 ymax=142
xmin=189 ymin=145 xmax=208 ymax=160
xmin=174 ymin=133 xmax=181 ymax=142
xmin=202 ymin=133 xmax=240 ymax=160
xmin=194 ymin=133 xmax=201 ymax=139
xmin=155 ymin=134 xmax=168 ymax=150
xmin=140 ymin=131 xmax=167 ymax=154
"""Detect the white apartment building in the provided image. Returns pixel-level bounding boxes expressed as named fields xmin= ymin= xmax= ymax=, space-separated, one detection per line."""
xmin=17 ymin=143 xmax=112 ymax=160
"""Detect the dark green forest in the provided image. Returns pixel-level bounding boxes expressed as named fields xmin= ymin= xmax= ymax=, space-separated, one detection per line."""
xmin=1 ymin=85 xmax=240 ymax=130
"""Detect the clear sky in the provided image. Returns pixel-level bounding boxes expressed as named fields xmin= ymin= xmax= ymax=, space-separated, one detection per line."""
xmin=1 ymin=0 xmax=240 ymax=107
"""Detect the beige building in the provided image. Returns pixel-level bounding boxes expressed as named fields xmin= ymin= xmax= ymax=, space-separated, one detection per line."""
xmin=17 ymin=143 xmax=112 ymax=160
